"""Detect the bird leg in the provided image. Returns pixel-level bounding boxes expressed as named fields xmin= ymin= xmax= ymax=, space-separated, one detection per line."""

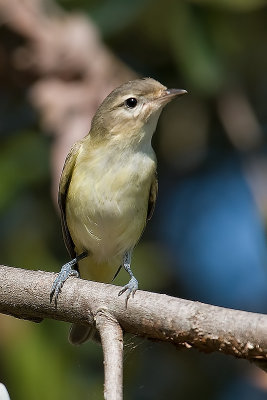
xmin=50 ymin=251 xmax=88 ymax=304
xmin=118 ymin=250 xmax=138 ymax=303
xmin=111 ymin=265 xmax=122 ymax=282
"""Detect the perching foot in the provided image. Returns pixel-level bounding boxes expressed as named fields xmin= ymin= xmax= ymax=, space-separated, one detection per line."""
xmin=50 ymin=251 xmax=87 ymax=304
xmin=118 ymin=276 xmax=138 ymax=300
xmin=118 ymin=250 xmax=138 ymax=305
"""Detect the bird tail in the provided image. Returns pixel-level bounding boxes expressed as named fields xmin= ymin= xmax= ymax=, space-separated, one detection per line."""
xmin=69 ymin=323 xmax=101 ymax=345
xmin=68 ymin=257 xmax=119 ymax=345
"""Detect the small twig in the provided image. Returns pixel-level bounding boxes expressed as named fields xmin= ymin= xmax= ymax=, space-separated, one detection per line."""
xmin=95 ymin=309 xmax=123 ymax=400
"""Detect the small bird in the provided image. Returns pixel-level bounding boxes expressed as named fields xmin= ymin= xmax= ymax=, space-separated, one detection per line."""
xmin=50 ymin=77 xmax=187 ymax=344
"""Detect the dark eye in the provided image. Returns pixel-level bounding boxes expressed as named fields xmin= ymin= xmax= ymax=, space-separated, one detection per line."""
xmin=125 ymin=97 xmax=138 ymax=108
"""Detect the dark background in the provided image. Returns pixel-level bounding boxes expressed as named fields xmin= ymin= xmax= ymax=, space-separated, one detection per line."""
xmin=0 ymin=0 xmax=267 ymax=398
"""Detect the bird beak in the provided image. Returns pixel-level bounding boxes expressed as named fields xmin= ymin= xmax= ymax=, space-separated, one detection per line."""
xmin=157 ymin=88 xmax=187 ymax=105
xmin=165 ymin=88 xmax=188 ymax=97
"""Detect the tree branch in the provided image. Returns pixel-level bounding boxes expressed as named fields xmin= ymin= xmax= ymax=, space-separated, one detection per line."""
xmin=95 ymin=309 xmax=123 ymax=400
xmin=1 ymin=263 xmax=267 ymax=397
xmin=1 ymin=264 xmax=266 ymax=363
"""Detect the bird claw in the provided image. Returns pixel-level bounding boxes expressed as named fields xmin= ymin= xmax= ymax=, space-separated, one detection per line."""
xmin=118 ymin=276 xmax=138 ymax=305
xmin=50 ymin=263 xmax=79 ymax=304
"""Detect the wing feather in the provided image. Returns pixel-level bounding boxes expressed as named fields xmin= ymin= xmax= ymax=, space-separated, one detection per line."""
xmin=58 ymin=141 xmax=82 ymax=259
xmin=147 ymin=173 xmax=158 ymax=221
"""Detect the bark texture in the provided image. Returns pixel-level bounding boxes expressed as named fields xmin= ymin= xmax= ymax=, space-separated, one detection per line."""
xmin=0 ymin=264 xmax=266 ymax=367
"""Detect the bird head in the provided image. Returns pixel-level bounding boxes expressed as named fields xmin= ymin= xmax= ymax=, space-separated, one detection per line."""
xmin=90 ymin=78 xmax=187 ymax=146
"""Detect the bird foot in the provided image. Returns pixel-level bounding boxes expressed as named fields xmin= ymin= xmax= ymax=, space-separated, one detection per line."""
xmin=50 ymin=262 xmax=79 ymax=304
xmin=118 ymin=276 xmax=138 ymax=305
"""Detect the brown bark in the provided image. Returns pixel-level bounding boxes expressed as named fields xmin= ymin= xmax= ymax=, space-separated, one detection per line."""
xmin=96 ymin=309 xmax=124 ymax=400
xmin=0 ymin=264 xmax=266 ymax=366
xmin=1 ymin=263 xmax=267 ymax=398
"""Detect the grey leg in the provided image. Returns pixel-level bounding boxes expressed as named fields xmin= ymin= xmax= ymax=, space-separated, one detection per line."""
xmin=50 ymin=251 xmax=88 ymax=304
xmin=118 ymin=250 xmax=138 ymax=302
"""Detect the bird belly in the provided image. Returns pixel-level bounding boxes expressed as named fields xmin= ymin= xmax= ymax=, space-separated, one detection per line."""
xmin=67 ymin=192 xmax=146 ymax=262
xmin=65 ymin=152 xmax=155 ymax=276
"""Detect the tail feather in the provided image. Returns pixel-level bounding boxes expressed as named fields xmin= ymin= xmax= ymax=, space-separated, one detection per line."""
xmin=69 ymin=257 xmax=120 ymax=345
xmin=69 ymin=323 xmax=101 ymax=345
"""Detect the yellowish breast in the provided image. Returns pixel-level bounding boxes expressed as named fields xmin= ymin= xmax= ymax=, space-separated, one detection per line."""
xmin=66 ymin=142 xmax=156 ymax=270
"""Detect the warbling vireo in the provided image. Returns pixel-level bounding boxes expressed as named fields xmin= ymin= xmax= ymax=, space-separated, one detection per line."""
xmin=50 ymin=77 xmax=186 ymax=344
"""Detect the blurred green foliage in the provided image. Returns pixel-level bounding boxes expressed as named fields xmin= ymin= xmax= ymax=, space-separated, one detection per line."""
xmin=1 ymin=0 xmax=267 ymax=399
xmin=0 ymin=131 xmax=48 ymax=212
xmin=58 ymin=0 xmax=267 ymax=97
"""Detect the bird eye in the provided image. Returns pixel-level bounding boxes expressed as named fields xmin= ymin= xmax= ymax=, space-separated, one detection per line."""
xmin=125 ymin=97 xmax=138 ymax=109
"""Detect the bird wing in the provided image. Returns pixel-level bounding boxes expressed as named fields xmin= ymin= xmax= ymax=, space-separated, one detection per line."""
xmin=147 ymin=173 xmax=158 ymax=221
xmin=58 ymin=140 xmax=82 ymax=259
